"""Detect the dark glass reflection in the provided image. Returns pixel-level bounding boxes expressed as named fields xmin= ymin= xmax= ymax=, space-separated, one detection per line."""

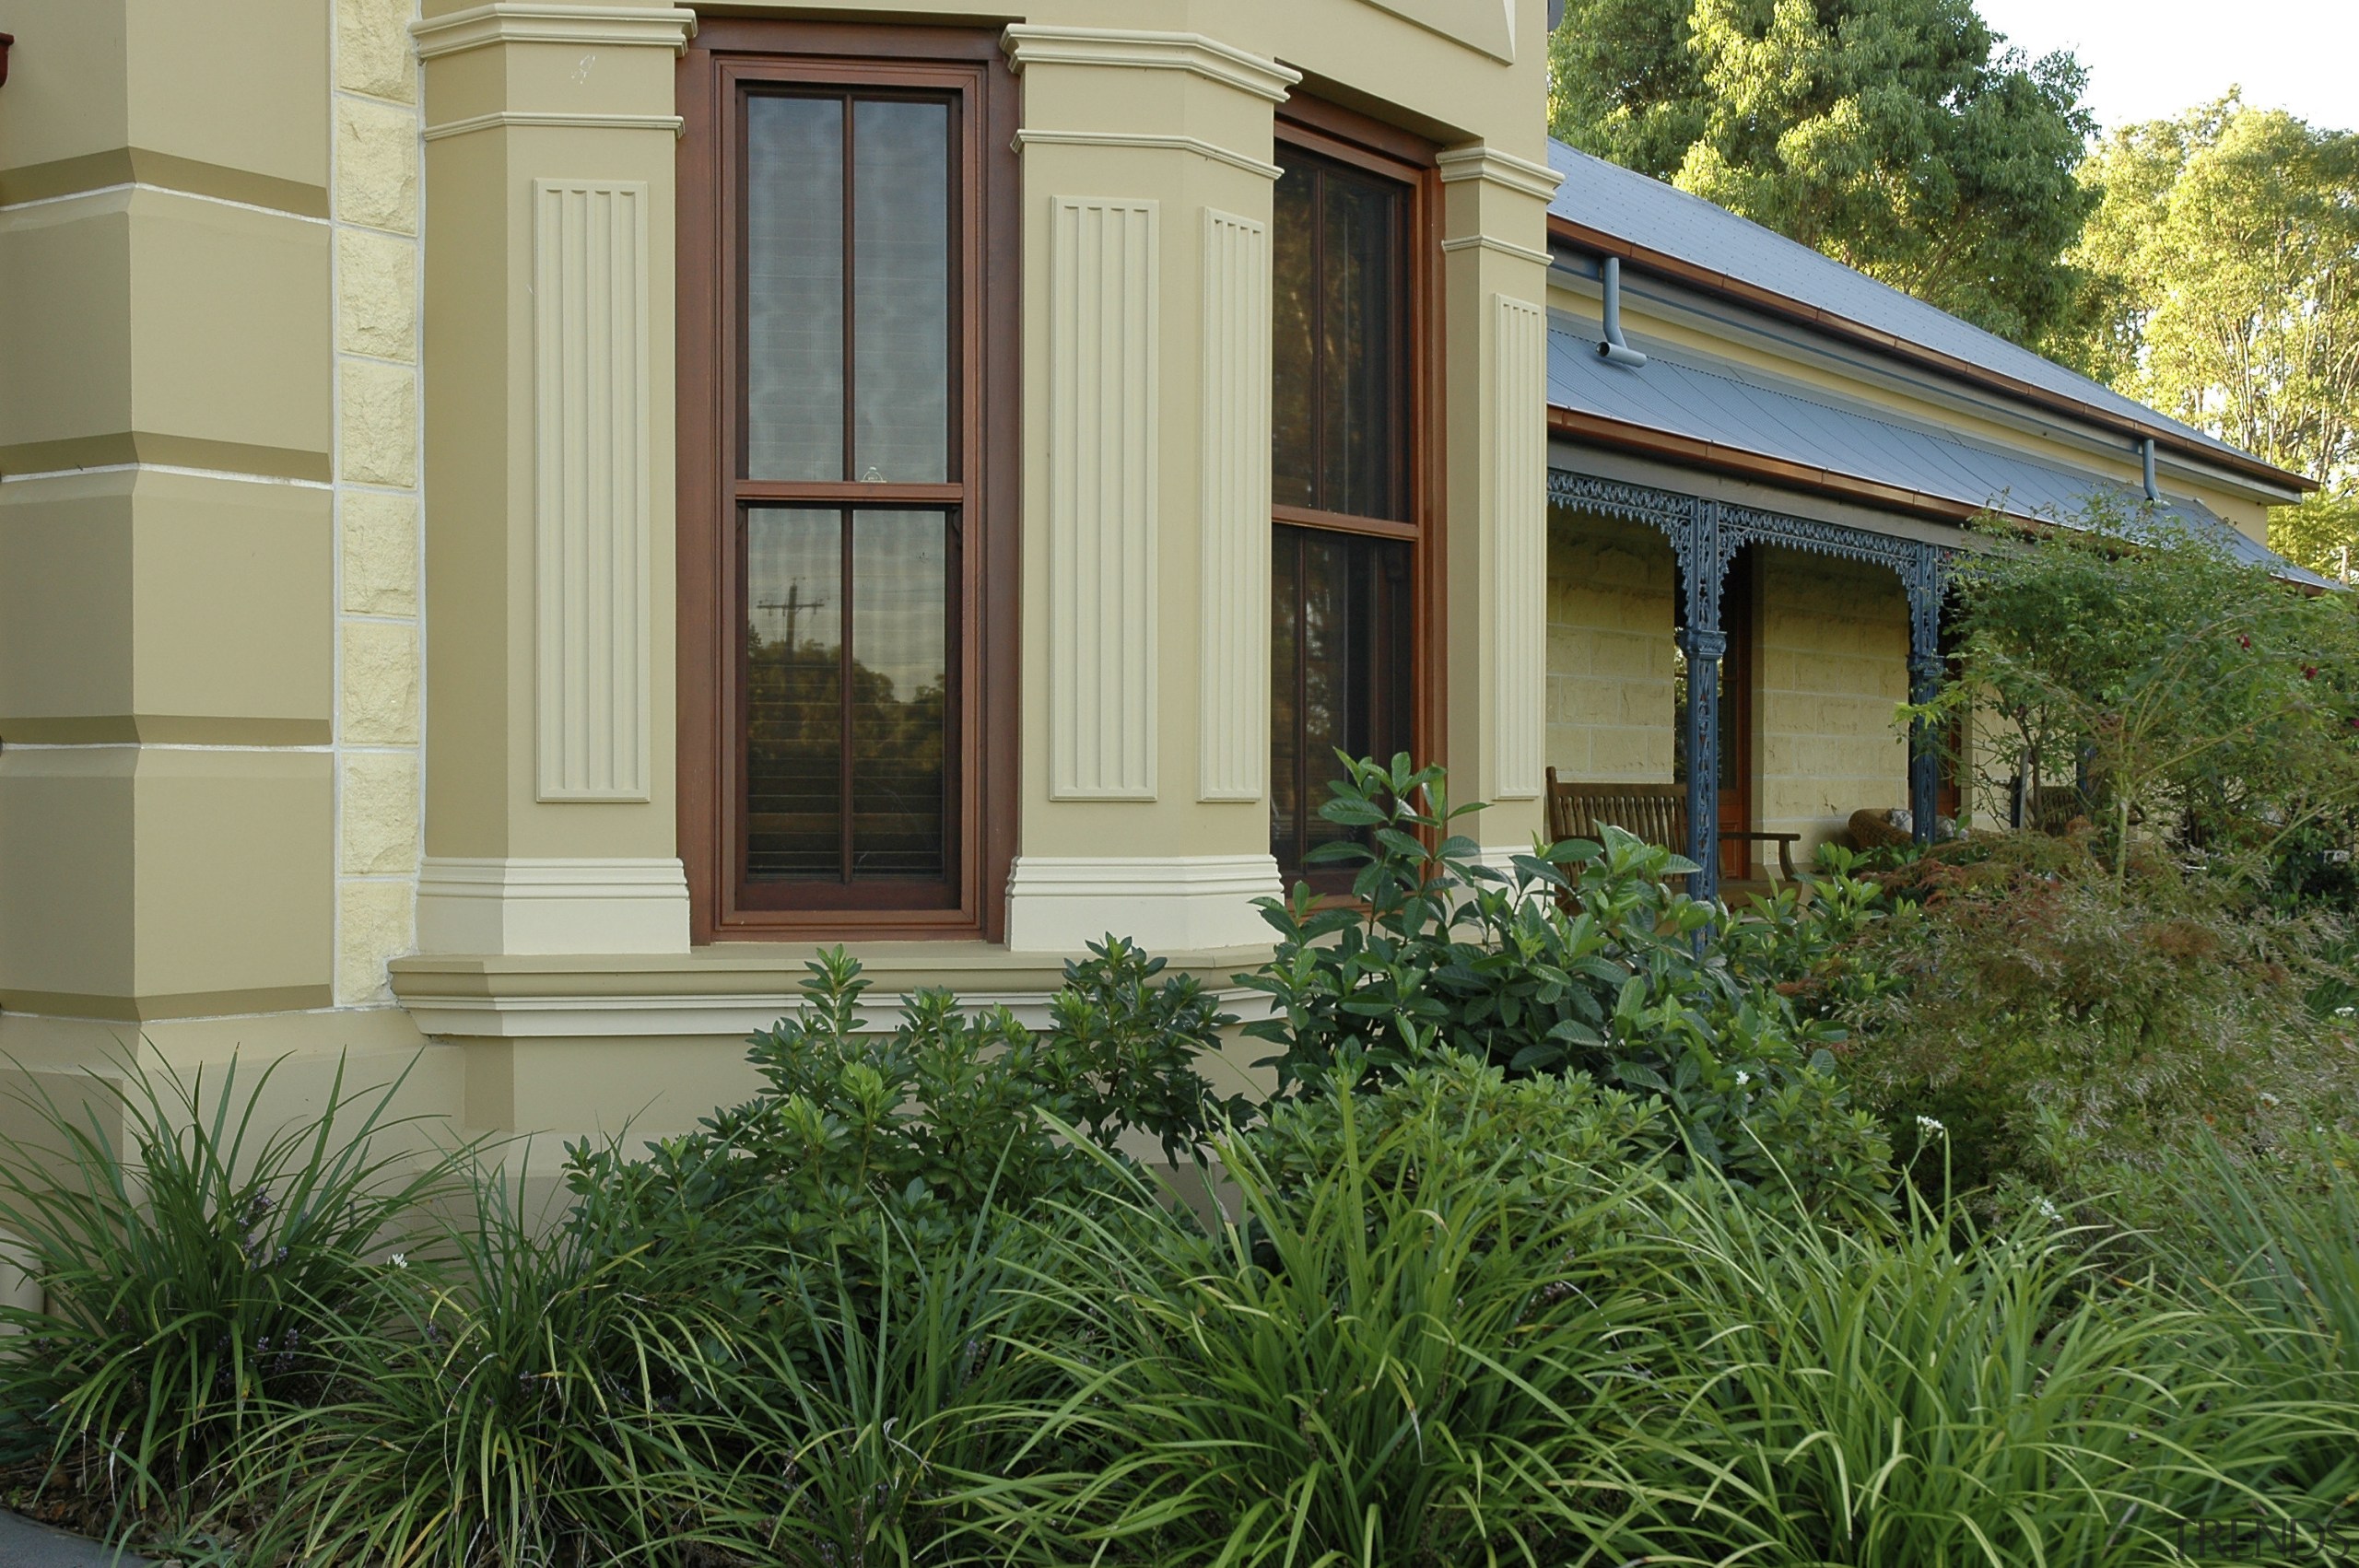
xmin=1269 ymin=148 xmax=1406 ymax=521
xmin=851 ymin=510 xmax=948 ymax=877
xmin=1270 ymin=523 xmax=1414 ymax=875
xmin=851 ymin=100 xmax=950 ymax=483
xmin=1272 ymin=161 xmax=1318 ymax=509
xmin=745 ymin=508 xmax=843 ymax=877
xmin=745 ymin=508 xmax=951 ymax=884
xmin=745 ymin=98 xmax=846 ymax=482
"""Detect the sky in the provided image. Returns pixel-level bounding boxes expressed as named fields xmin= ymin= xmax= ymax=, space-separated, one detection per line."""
xmin=1971 ymin=0 xmax=2357 ymax=135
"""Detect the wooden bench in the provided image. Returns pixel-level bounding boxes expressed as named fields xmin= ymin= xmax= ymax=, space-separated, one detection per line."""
xmin=1543 ymin=768 xmax=1801 ymax=882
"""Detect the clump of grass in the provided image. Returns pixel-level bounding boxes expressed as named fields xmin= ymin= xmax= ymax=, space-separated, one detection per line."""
xmin=1021 ymin=1091 xmax=1670 ymax=1568
xmin=0 ymin=1050 xmax=463 ymax=1528
xmin=274 ymin=1157 xmax=747 ymax=1568
xmin=1608 ymin=1152 xmax=2358 ymax=1566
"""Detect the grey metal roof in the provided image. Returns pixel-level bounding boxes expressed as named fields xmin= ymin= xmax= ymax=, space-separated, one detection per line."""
xmin=1543 ymin=139 xmax=2283 ymax=479
xmin=1546 ymin=317 xmax=2337 ymax=589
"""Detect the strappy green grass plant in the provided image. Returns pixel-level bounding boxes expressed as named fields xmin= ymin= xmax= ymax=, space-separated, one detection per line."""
xmin=0 ymin=1049 xmax=464 ymax=1523
xmin=1605 ymin=1156 xmax=2359 ymax=1566
xmin=1015 ymin=1084 xmax=1673 ymax=1568
xmin=271 ymin=1156 xmax=750 ymax=1568
xmin=682 ymin=1209 xmax=1094 ymax=1568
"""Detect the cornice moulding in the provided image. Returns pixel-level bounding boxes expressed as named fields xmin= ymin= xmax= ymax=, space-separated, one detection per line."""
xmin=1000 ymin=25 xmax=1300 ymax=103
xmin=1441 ymin=232 xmax=1553 ymax=266
xmin=412 ymin=4 xmax=697 ymax=61
xmin=1436 ymin=144 xmax=1566 ymax=202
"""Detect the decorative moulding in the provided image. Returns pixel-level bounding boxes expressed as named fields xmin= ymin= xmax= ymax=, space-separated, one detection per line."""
xmin=1000 ymin=25 xmax=1300 ymax=103
xmin=1491 ymin=293 xmax=1548 ymax=800
xmin=1011 ymin=129 xmax=1280 ymax=182
xmin=426 ymin=111 xmax=686 ymax=142
xmin=1435 ymin=144 xmax=1566 ymax=203
xmin=1046 ymin=196 xmax=1160 ymax=802
xmin=533 ymin=180 xmax=653 ymax=804
xmin=1198 ymin=208 xmax=1273 ymax=803
xmin=1439 ymin=233 xmax=1554 ymax=268
xmin=415 ymin=857 xmax=692 ymax=956
xmin=1004 ymin=854 xmax=1284 ymax=954
xmin=411 ymin=3 xmax=697 ymax=61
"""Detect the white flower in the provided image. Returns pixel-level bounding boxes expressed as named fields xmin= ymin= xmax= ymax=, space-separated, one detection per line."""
xmin=390 ymin=1253 xmax=408 ymax=1269
xmin=2037 ymin=1199 xmax=2061 ymax=1223
xmin=1734 ymin=1070 xmax=1751 ymax=1087
xmin=2339 ymin=1005 xmax=2356 ymax=1018
xmin=1916 ymin=1115 xmax=1946 ymax=1135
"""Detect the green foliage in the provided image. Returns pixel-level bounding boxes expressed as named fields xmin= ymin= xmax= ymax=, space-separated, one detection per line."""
xmin=1927 ymin=501 xmax=2359 ymax=875
xmin=1547 ymin=0 xmax=2096 ymax=345
xmin=276 ymin=1163 xmax=744 ymax=1568
xmin=1832 ymin=834 xmax=2359 ymax=1221
xmin=561 ymin=936 xmax=1247 ymax=1278
xmin=0 ymin=1052 xmax=463 ymax=1520
xmin=1024 ymin=1086 xmax=1668 ymax=1568
xmin=2064 ymin=95 xmax=2359 ymax=574
xmin=1243 ymin=753 xmax=1893 ymax=1222
xmin=1611 ymin=1165 xmax=2354 ymax=1565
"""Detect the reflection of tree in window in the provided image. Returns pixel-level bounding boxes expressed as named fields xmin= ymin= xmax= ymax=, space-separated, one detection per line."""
xmin=744 ymin=508 xmax=948 ymax=883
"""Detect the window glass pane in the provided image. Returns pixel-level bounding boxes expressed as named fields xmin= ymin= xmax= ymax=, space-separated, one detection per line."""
xmin=1270 ymin=531 xmax=1302 ymax=860
xmin=745 ymin=96 xmax=845 ymax=482
xmin=1271 ymin=524 xmax=1414 ymax=873
xmin=1271 ymin=159 xmax=1318 ymax=509
xmin=1320 ymin=167 xmax=1403 ymax=521
xmin=852 ymin=99 xmax=951 ymax=484
xmin=745 ymin=508 xmax=844 ymax=880
xmin=1299 ymin=530 xmax=1359 ymax=861
xmin=851 ymin=509 xmax=950 ymax=878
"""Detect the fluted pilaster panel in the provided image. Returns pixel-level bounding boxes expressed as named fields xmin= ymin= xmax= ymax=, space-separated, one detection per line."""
xmin=1047 ymin=197 xmax=1160 ymax=800
xmin=1198 ymin=208 xmax=1271 ymax=802
xmin=1491 ymin=293 xmax=1547 ymax=800
xmin=532 ymin=181 xmax=651 ymax=802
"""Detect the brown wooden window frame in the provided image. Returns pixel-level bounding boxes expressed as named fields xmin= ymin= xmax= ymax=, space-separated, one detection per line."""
xmin=1269 ymin=99 xmax=1445 ymax=883
xmin=677 ymin=21 xmax=1018 ymax=943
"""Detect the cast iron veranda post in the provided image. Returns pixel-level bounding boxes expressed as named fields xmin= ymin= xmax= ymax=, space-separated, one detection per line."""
xmin=1678 ymin=499 xmax=1727 ymax=901
xmin=1906 ymin=544 xmax=1945 ymax=842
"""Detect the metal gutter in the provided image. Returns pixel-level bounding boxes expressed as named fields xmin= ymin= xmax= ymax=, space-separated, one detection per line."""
xmin=1546 ymin=214 xmax=2316 ymax=497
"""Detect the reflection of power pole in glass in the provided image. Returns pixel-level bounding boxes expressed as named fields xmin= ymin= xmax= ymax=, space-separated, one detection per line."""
xmin=755 ymin=580 xmax=827 ymax=649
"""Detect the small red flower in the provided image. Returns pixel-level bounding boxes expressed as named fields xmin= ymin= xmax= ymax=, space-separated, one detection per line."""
xmin=2237 ymin=635 xmax=2252 ymax=649
xmin=2306 ymin=666 xmax=2319 ymax=680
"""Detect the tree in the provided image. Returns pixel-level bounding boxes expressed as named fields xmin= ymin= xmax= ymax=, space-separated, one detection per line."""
xmin=1924 ymin=499 xmax=2359 ymax=882
xmin=2067 ymin=98 xmax=2359 ymax=579
xmin=1548 ymin=0 xmax=2095 ymax=346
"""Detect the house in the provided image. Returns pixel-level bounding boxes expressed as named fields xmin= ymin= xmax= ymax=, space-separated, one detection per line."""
xmin=0 ymin=0 xmax=2317 ymax=1146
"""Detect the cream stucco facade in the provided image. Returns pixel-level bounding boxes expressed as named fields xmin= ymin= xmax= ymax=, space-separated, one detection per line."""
xmin=0 ymin=0 xmax=2313 ymax=1150
xmin=0 ymin=0 xmax=1565 ymax=1145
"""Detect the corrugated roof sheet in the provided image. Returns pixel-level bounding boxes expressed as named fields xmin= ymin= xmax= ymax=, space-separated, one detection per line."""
xmin=1543 ymin=138 xmax=2276 ymax=476
xmin=1546 ymin=318 xmax=2337 ymax=590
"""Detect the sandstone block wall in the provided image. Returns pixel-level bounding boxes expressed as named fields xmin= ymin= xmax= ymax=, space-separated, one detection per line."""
xmin=1756 ymin=547 xmax=1909 ymax=853
xmin=1546 ymin=509 xmax=1677 ymax=782
xmin=333 ymin=0 xmax=425 ymax=1004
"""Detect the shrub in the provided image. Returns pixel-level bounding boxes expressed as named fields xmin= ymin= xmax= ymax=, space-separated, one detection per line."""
xmin=1831 ymin=832 xmax=2359 ymax=1220
xmin=561 ymin=936 xmax=1248 ymax=1289
xmin=278 ymin=1158 xmax=749 ymax=1568
xmin=1243 ymin=754 xmax=1894 ymax=1223
xmin=1610 ymin=1165 xmax=2357 ymax=1566
xmin=0 ymin=1052 xmax=462 ymax=1525
xmin=1024 ymin=1082 xmax=1671 ymax=1568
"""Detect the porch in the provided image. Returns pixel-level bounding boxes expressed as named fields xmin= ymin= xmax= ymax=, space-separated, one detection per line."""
xmin=1543 ymin=468 xmax=1949 ymax=901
